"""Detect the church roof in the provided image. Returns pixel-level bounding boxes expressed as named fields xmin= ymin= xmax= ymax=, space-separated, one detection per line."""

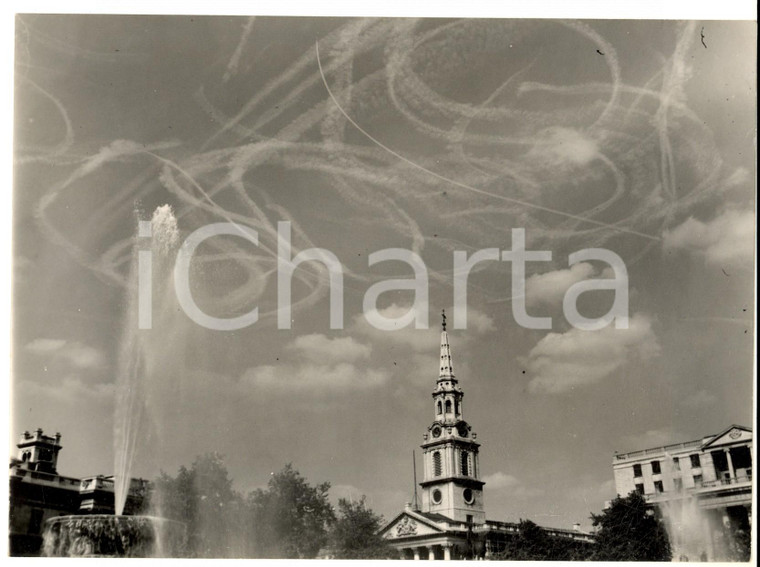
xmin=700 ymin=424 xmax=752 ymax=450
xmin=417 ymin=511 xmax=455 ymax=524
xmin=378 ymin=508 xmax=447 ymax=539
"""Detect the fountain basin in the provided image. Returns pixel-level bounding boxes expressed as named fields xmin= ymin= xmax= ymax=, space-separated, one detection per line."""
xmin=42 ymin=514 xmax=186 ymax=557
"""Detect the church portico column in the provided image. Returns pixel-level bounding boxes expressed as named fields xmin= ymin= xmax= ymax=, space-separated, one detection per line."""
xmin=428 ymin=545 xmax=436 ymax=560
xmin=724 ymin=448 xmax=736 ymax=480
xmin=413 ymin=547 xmax=421 ymax=560
xmin=443 ymin=544 xmax=452 ymax=560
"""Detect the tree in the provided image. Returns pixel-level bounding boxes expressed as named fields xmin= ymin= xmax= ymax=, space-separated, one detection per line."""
xmin=504 ymin=520 xmax=550 ymax=560
xmin=248 ymin=464 xmax=335 ymax=558
xmin=726 ymin=518 xmax=751 ymax=562
xmin=151 ymin=453 xmax=249 ymax=558
xmin=330 ymin=496 xmax=392 ymax=559
xmin=490 ymin=520 xmax=594 ymax=561
xmin=591 ymin=491 xmax=672 ymax=561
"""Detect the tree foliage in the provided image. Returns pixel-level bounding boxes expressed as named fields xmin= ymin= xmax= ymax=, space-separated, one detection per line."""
xmin=490 ymin=520 xmax=594 ymax=561
xmin=151 ymin=453 xmax=249 ymax=557
xmin=148 ymin=458 xmax=392 ymax=559
xmin=248 ymin=463 xmax=335 ymax=558
xmin=591 ymin=491 xmax=672 ymax=561
xmin=330 ymin=496 xmax=392 ymax=559
xmin=726 ymin=518 xmax=751 ymax=562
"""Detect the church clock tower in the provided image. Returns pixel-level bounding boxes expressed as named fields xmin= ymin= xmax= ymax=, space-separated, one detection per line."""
xmin=419 ymin=311 xmax=485 ymax=524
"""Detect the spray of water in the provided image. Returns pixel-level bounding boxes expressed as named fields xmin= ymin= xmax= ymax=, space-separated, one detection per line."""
xmin=656 ymin=453 xmax=711 ymax=562
xmin=113 ymin=205 xmax=179 ymax=516
xmin=659 ymin=496 xmax=709 ymax=561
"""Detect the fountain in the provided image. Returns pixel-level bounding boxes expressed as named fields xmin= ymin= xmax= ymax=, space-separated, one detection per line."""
xmin=42 ymin=207 xmax=185 ymax=558
xmin=659 ymin=496 xmax=709 ymax=562
xmin=41 ymin=515 xmax=186 ymax=558
xmin=113 ymin=205 xmax=180 ymax=516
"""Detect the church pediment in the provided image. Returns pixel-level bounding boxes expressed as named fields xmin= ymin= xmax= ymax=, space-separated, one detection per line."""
xmin=380 ymin=511 xmax=446 ymax=540
xmin=701 ymin=425 xmax=752 ymax=450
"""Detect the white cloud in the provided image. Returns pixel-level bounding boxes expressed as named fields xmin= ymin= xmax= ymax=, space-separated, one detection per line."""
xmin=567 ymin=477 xmax=617 ymax=504
xmin=482 ymin=471 xmax=521 ymax=489
xmin=683 ymin=389 xmax=717 ymax=409
xmin=463 ymin=309 xmax=496 ymax=333
xmin=353 ymin=304 xmax=439 ymax=353
xmin=526 ymin=262 xmax=596 ymax=308
xmin=287 ymin=333 xmax=371 ymax=362
xmin=241 ymin=361 xmax=388 ymax=392
xmin=352 ymin=304 xmax=495 ymax=353
xmin=24 ymin=339 xmax=106 ymax=369
xmin=25 ymin=338 xmax=67 ymax=353
xmin=622 ymin=428 xmax=677 ymax=451
xmin=240 ymin=321 xmax=466 ymax=395
xmin=19 ymin=376 xmax=115 ymax=404
xmin=521 ymin=313 xmax=660 ymax=394
xmin=410 ymin=352 xmax=435 ymax=376
xmin=483 ymin=472 xmax=543 ymax=498
xmin=528 ymin=127 xmax=598 ymax=167
xmin=724 ymin=167 xmax=750 ymax=189
xmin=663 ymin=209 xmax=754 ymax=267
xmin=331 ymin=483 xmax=366 ymax=504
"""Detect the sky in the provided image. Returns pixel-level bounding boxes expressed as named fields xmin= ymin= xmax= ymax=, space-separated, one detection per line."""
xmin=8 ymin=12 xmax=756 ymax=531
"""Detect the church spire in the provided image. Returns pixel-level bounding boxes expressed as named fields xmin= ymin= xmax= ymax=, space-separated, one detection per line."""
xmin=420 ymin=311 xmax=485 ymax=524
xmin=439 ymin=310 xmax=455 ymax=379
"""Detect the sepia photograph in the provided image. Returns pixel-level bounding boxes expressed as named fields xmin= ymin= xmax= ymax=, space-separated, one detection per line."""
xmin=5 ymin=3 xmax=756 ymax=561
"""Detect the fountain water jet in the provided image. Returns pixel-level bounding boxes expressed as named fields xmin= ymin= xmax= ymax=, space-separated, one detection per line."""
xmin=113 ymin=205 xmax=179 ymax=515
xmin=659 ymin=496 xmax=709 ymax=561
xmin=42 ymin=207 xmax=188 ymax=558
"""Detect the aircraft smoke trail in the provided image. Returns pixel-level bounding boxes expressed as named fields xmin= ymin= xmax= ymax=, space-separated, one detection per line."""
xmin=316 ymin=40 xmax=662 ymax=242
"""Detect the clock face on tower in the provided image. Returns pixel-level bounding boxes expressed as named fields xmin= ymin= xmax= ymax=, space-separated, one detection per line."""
xmin=457 ymin=423 xmax=468 ymax=437
xmin=431 ymin=426 xmax=442 ymax=438
xmin=463 ymin=488 xmax=474 ymax=504
xmin=432 ymin=489 xmax=443 ymax=504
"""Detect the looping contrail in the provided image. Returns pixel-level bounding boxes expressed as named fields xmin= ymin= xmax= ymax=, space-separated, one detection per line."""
xmin=315 ymin=40 xmax=661 ymax=242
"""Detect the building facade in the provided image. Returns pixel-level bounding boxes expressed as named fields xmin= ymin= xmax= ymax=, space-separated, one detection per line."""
xmin=380 ymin=314 xmax=593 ymax=559
xmin=612 ymin=425 xmax=753 ymax=561
xmin=9 ymin=428 xmax=149 ymax=556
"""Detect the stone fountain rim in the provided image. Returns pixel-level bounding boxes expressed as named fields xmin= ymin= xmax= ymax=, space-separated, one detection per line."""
xmin=44 ymin=514 xmax=186 ymax=526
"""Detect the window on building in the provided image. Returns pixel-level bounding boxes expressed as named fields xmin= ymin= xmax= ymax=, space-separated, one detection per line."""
xmin=651 ymin=460 xmax=661 ymax=475
xmin=690 ymin=454 xmax=701 ymax=468
xmin=633 ymin=464 xmax=642 ymax=477
xmin=654 ymin=480 xmax=664 ymax=493
xmin=693 ymin=474 xmax=703 ymax=487
xmin=454 ymin=399 xmax=459 ymax=415
xmin=433 ymin=452 xmax=442 ymax=477
xmin=673 ymin=457 xmax=680 ymax=471
xmin=436 ymin=401 xmax=442 ymax=415
xmin=445 ymin=400 xmax=452 ymax=413
xmin=673 ymin=478 xmax=683 ymax=492
xmin=635 ymin=482 xmax=645 ymax=494
xmin=461 ymin=451 xmax=469 ymax=476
